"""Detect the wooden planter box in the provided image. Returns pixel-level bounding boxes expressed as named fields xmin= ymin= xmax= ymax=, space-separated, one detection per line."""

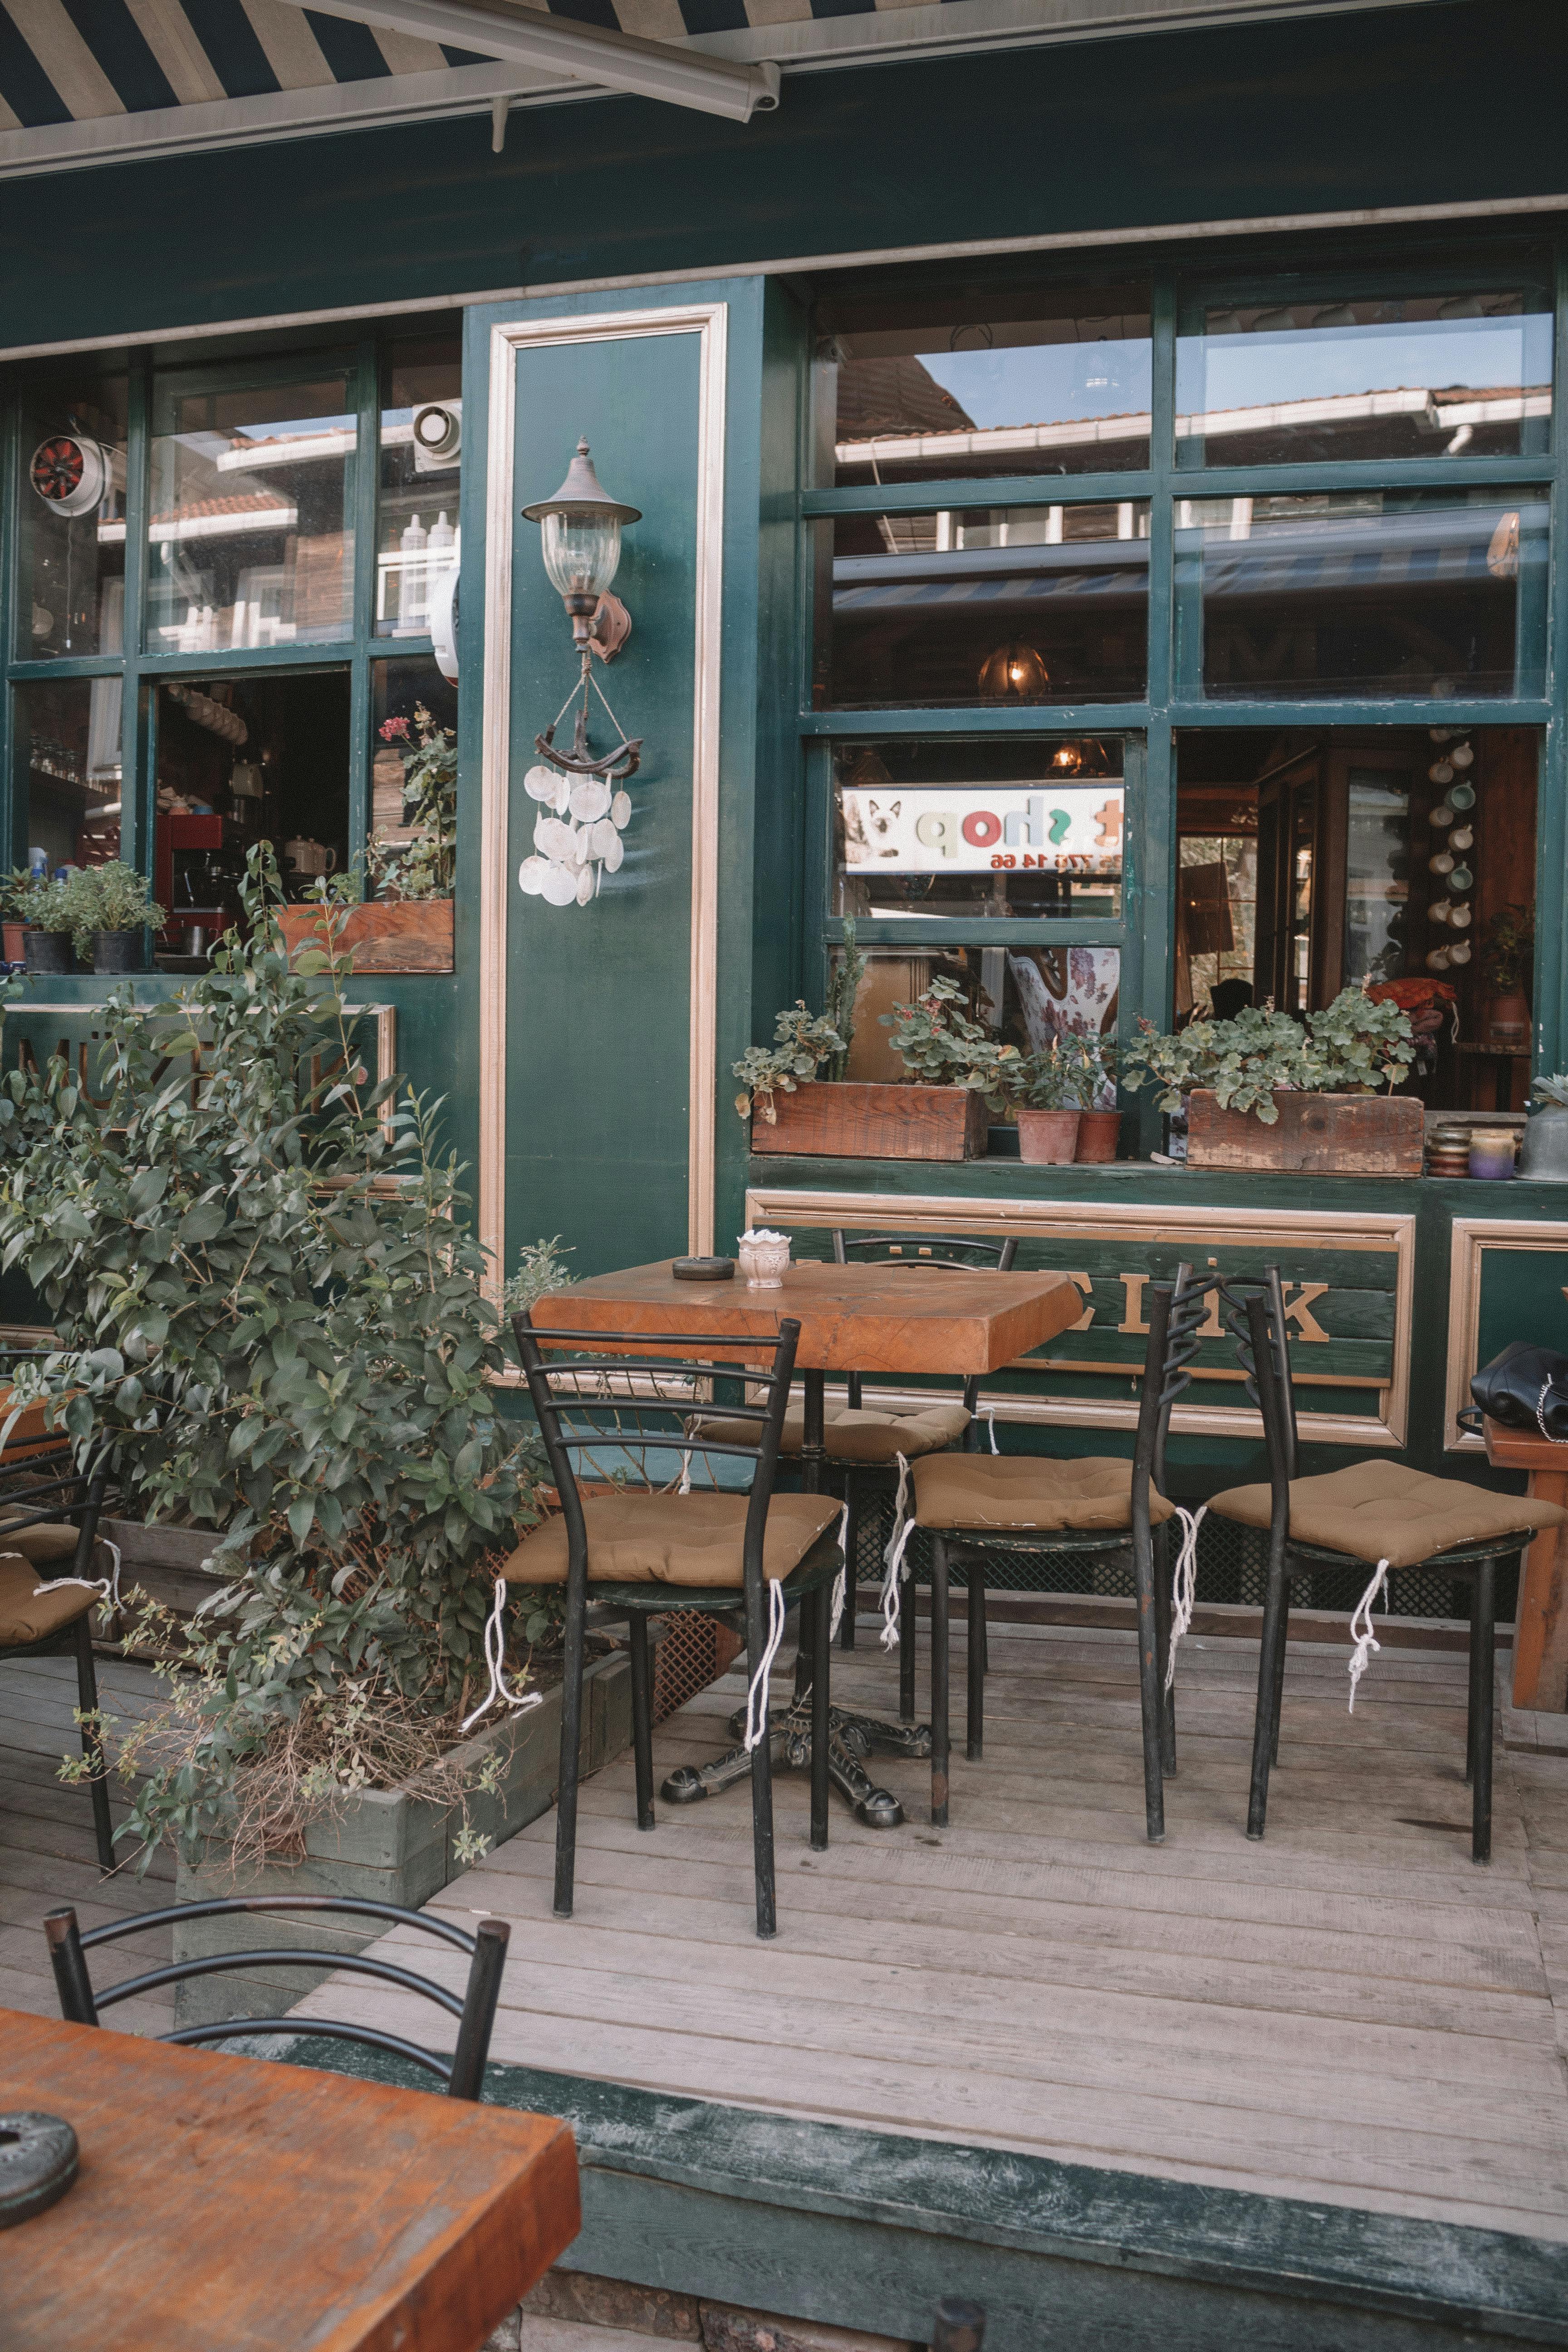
xmin=279 ymin=899 xmax=453 ymax=975
xmin=750 ymin=1080 xmax=987 ymax=1162
xmin=172 ymin=1652 xmax=630 ymax=2027
xmin=1186 ymin=1090 xmax=1426 ymax=1176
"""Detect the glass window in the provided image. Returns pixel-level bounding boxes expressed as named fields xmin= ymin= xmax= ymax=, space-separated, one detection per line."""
xmin=1178 ymin=490 xmax=1547 ymax=699
xmin=815 ymin=503 xmax=1149 ymax=708
xmin=370 ymin=655 xmax=457 ymax=896
xmin=147 ymin=369 xmax=356 ymax=653
xmin=833 ymin=737 xmax=1123 ymax=921
xmin=18 ymin=376 xmax=127 ymax=661
xmin=377 ymin=334 xmax=461 ymax=638
xmin=1176 ymin=283 xmax=1553 ymax=467
xmin=153 ymin=671 xmax=351 ymax=931
xmin=831 ymin=942 xmax=1121 ymax=1083
xmin=17 ymin=676 xmax=119 ymax=872
xmin=817 ymin=283 xmax=1152 ymax=486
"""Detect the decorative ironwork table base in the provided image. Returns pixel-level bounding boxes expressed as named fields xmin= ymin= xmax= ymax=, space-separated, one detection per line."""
xmin=658 ymin=1367 xmax=934 ymax=1829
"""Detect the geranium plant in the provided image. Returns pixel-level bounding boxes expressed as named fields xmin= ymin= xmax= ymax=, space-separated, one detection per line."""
xmin=734 ymin=1004 xmax=847 ymax=1122
xmin=880 ymin=975 xmax=1021 ymax=1112
xmin=1125 ymin=989 xmax=1415 ymax=1125
xmin=367 ymin=705 xmax=457 ymax=901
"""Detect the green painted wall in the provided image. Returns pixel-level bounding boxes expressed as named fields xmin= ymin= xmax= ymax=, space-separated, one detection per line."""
xmin=2 ymin=6 xmax=1567 ymax=355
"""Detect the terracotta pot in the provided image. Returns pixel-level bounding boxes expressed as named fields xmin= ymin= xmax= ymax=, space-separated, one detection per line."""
xmin=1485 ymin=990 xmax=1530 ymax=1048
xmin=1015 ymin=1108 xmax=1082 ymax=1164
xmin=1074 ymin=1108 xmax=1122 ymax=1163
xmin=1 ymin=921 xmax=26 ymax=963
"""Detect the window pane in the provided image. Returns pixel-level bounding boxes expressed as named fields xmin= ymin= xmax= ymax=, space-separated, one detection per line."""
xmin=147 ymin=371 xmax=355 ymax=653
xmin=377 ymin=334 xmax=461 ymax=638
xmin=818 ymin=283 xmax=1152 ymax=486
xmin=1176 ymin=284 xmax=1553 ymax=467
xmin=833 ymin=737 xmax=1123 ymax=921
xmin=816 ymin=504 xmax=1149 ymax=708
xmin=832 ymin=943 xmax=1120 ymax=1083
xmin=370 ymin=656 xmax=457 ymax=897
xmin=17 ymin=677 xmax=120 ymax=872
xmin=1179 ymin=490 xmax=1547 ymax=699
xmin=153 ymin=672 xmax=350 ymax=931
xmin=18 ymin=377 xmax=127 ymax=661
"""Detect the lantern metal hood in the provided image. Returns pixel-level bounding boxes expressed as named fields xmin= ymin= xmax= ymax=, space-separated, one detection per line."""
xmin=523 ymin=439 xmax=641 ymax=658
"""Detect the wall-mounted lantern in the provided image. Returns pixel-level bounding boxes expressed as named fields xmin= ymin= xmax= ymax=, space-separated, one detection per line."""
xmin=522 ymin=438 xmax=640 ymax=659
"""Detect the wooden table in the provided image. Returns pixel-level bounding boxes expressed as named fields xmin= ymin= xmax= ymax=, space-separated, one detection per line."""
xmin=3 ymin=2009 xmax=580 ymax=2352
xmin=531 ymin=1258 xmax=1083 ymax=1825
xmin=1482 ymin=1417 xmax=1568 ymax=1710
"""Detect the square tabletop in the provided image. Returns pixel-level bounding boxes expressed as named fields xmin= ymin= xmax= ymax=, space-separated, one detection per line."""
xmin=4 ymin=2010 xmax=579 ymax=2352
xmin=529 ymin=1257 xmax=1082 ymax=1377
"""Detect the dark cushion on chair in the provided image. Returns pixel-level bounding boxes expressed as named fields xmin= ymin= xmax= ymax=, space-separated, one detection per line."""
xmin=910 ymin=1454 xmax=1175 ymax=1534
xmin=692 ymin=1401 xmax=970 ymax=1465
xmin=1206 ymin=1460 xmax=1568 ymax=1569
xmin=0 ymin=1518 xmax=85 ymax=1566
xmin=0 ymin=1553 xmax=97 ymax=1645
xmin=500 ymin=1491 xmax=842 ymax=1588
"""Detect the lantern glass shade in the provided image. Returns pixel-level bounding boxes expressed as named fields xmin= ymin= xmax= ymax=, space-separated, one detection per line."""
xmin=979 ymin=640 xmax=1050 ymax=701
xmin=540 ymin=510 xmax=622 ymax=601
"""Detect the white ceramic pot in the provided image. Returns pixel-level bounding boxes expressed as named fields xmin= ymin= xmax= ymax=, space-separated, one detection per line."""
xmin=738 ymin=1233 xmax=791 ymax=1289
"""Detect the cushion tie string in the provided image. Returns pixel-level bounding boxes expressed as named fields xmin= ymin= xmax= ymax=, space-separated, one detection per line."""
xmin=880 ymin=1453 xmax=914 ymax=1651
xmin=744 ymin=1576 xmax=787 ymax=1752
xmin=677 ymin=1450 xmax=692 ymax=1495
xmin=1165 ymin=1505 xmax=1205 ymax=1691
xmin=33 ymin=1537 xmax=124 ymax=1619
xmin=1347 ymin=1558 xmax=1392 ymax=1712
xmin=460 ymin=1577 xmax=545 ymax=1734
xmin=829 ymin=1499 xmax=850 ymax=1641
xmin=985 ymin=1407 xmax=999 ymax=1455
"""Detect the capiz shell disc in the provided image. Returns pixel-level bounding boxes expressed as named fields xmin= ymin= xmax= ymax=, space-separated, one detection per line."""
xmin=534 ymin=815 xmax=579 ymax=863
xmin=517 ymin=856 xmax=549 ymax=895
xmin=575 ymin=864 xmax=594 ymax=905
xmin=597 ymin=823 xmax=624 ymax=873
xmin=540 ymin=862 xmax=578 ymax=906
xmin=569 ymin=778 xmax=612 ymax=823
xmin=610 ymin=790 xmax=632 ymax=830
xmin=524 ymin=765 xmax=560 ymax=801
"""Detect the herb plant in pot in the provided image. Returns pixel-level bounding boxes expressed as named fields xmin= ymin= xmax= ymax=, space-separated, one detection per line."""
xmin=0 ymin=869 xmax=41 ymax=965
xmin=22 ymin=875 xmax=76 ymax=972
xmin=63 ymin=860 xmax=167 ymax=973
xmin=1007 ymin=1041 xmax=1082 ymax=1164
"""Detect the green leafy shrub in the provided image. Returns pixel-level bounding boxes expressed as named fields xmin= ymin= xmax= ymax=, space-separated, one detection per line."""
xmin=1125 ymin=990 xmax=1414 ymax=1125
xmin=0 ymin=848 xmax=539 ymax=1865
xmin=60 ymin=860 xmax=167 ymax=958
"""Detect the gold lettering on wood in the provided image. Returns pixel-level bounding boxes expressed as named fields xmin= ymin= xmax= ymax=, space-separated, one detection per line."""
xmin=1060 ymin=1274 xmax=1096 ymax=1334
xmin=1282 ymin=1282 xmax=1330 ymax=1343
xmin=1119 ymin=1274 xmax=1148 ymax=1334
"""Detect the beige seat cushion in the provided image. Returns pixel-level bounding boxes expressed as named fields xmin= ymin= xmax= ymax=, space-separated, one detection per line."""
xmin=1207 ymin=1460 xmax=1568 ymax=1570
xmin=0 ymin=1553 xmax=96 ymax=1646
xmin=501 ymin=1490 xmax=842 ymax=1588
xmin=0 ymin=1517 xmax=85 ymax=1566
xmin=910 ymin=1454 xmax=1175 ymax=1534
xmin=693 ymin=1401 xmax=970 ymax=1466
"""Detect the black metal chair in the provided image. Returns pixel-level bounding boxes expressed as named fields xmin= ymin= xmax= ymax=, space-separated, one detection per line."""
xmin=0 ymin=1448 xmax=117 ymax=1872
xmin=44 ymin=1896 xmax=510 ymax=2098
xmin=1211 ymin=1269 xmax=1568 ymax=1863
xmin=506 ymin=1311 xmax=846 ymax=1939
xmin=880 ymin=1268 xmax=1211 ymax=1840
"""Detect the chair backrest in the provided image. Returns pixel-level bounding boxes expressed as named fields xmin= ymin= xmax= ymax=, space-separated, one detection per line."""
xmin=1220 ymin=1265 xmax=1298 ymax=1483
xmin=0 ymin=1444 xmax=116 ymax=1583
xmin=44 ymin=1897 xmax=510 ymax=2100
xmin=512 ymin=1312 xmax=801 ymax=1587
xmin=831 ymin=1232 xmax=1018 ymax=1418
xmin=1132 ymin=1262 xmax=1217 ymax=1523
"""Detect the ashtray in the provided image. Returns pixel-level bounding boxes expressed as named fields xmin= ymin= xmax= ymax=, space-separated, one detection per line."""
xmin=0 ymin=2112 xmax=78 ymax=2229
xmin=672 ymin=1256 xmax=735 ymax=1282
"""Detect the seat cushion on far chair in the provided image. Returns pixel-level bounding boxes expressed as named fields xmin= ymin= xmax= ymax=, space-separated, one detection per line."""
xmin=691 ymin=1401 xmax=970 ymax=1466
xmin=499 ymin=1490 xmax=843 ymax=1588
xmin=0 ymin=1552 xmax=96 ymax=1645
xmin=910 ymin=1454 xmax=1175 ymax=1533
xmin=1207 ymin=1460 xmax=1568 ymax=1570
xmin=0 ymin=1518 xmax=86 ymax=1566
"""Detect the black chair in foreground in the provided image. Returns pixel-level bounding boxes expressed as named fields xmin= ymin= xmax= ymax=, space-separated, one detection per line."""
xmin=880 ymin=1268 xmax=1211 ymax=1840
xmin=1210 ymin=1269 xmax=1568 ymax=1862
xmin=506 ymin=1311 xmax=845 ymax=1938
xmin=44 ymin=1897 xmax=510 ymax=2099
xmin=0 ymin=1448 xmax=117 ymax=1872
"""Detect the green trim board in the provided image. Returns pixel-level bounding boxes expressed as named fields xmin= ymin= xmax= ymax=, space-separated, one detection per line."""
xmin=278 ymin=2041 xmax=1568 ymax=2351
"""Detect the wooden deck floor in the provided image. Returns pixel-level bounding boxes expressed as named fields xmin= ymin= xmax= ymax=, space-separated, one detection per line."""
xmin=0 ymin=1652 xmax=176 ymax=2032
xmin=296 ymin=1616 xmax=1568 ymax=2245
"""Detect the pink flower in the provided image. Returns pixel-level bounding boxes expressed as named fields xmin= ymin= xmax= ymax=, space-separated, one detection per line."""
xmin=379 ymin=717 xmax=410 ymax=741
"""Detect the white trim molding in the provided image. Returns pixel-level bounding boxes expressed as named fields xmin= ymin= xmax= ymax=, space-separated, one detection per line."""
xmin=745 ymin=1186 xmax=1416 ymax=1447
xmin=1446 ymin=1215 xmax=1568 ymax=1452
xmin=480 ymin=301 xmax=727 ymax=1294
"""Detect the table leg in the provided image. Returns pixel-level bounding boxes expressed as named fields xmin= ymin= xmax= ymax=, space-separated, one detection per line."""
xmin=1513 ymin=1469 xmax=1568 ymax=1710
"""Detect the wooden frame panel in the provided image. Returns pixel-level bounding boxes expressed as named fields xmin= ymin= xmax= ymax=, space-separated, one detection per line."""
xmin=1445 ymin=1213 xmax=1568 ymax=1451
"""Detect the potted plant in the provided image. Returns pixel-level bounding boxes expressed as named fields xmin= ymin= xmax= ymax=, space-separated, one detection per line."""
xmin=62 ymin=859 xmax=167 ymax=973
xmin=1519 ymin=1074 xmax=1568 ymax=1183
xmin=21 ymin=875 xmax=76 ymax=972
xmin=739 ymin=970 xmax=1018 ymax=1161
xmin=1007 ymin=1040 xmax=1083 ymax=1164
xmin=1068 ymin=1032 xmax=1121 ymax=1163
xmin=0 ymin=852 xmax=629 ymax=2008
xmin=280 ymin=707 xmax=456 ymax=975
xmin=0 ymin=869 xmax=42 ymax=965
xmin=1126 ymin=989 xmax=1421 ymax=1174
xmin=1481 ymin=905 xmax=1533 ymax=1048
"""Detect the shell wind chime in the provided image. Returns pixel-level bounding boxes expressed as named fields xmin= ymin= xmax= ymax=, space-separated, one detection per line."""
xmin=517 ymin=664 xmax=642 ymax=908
